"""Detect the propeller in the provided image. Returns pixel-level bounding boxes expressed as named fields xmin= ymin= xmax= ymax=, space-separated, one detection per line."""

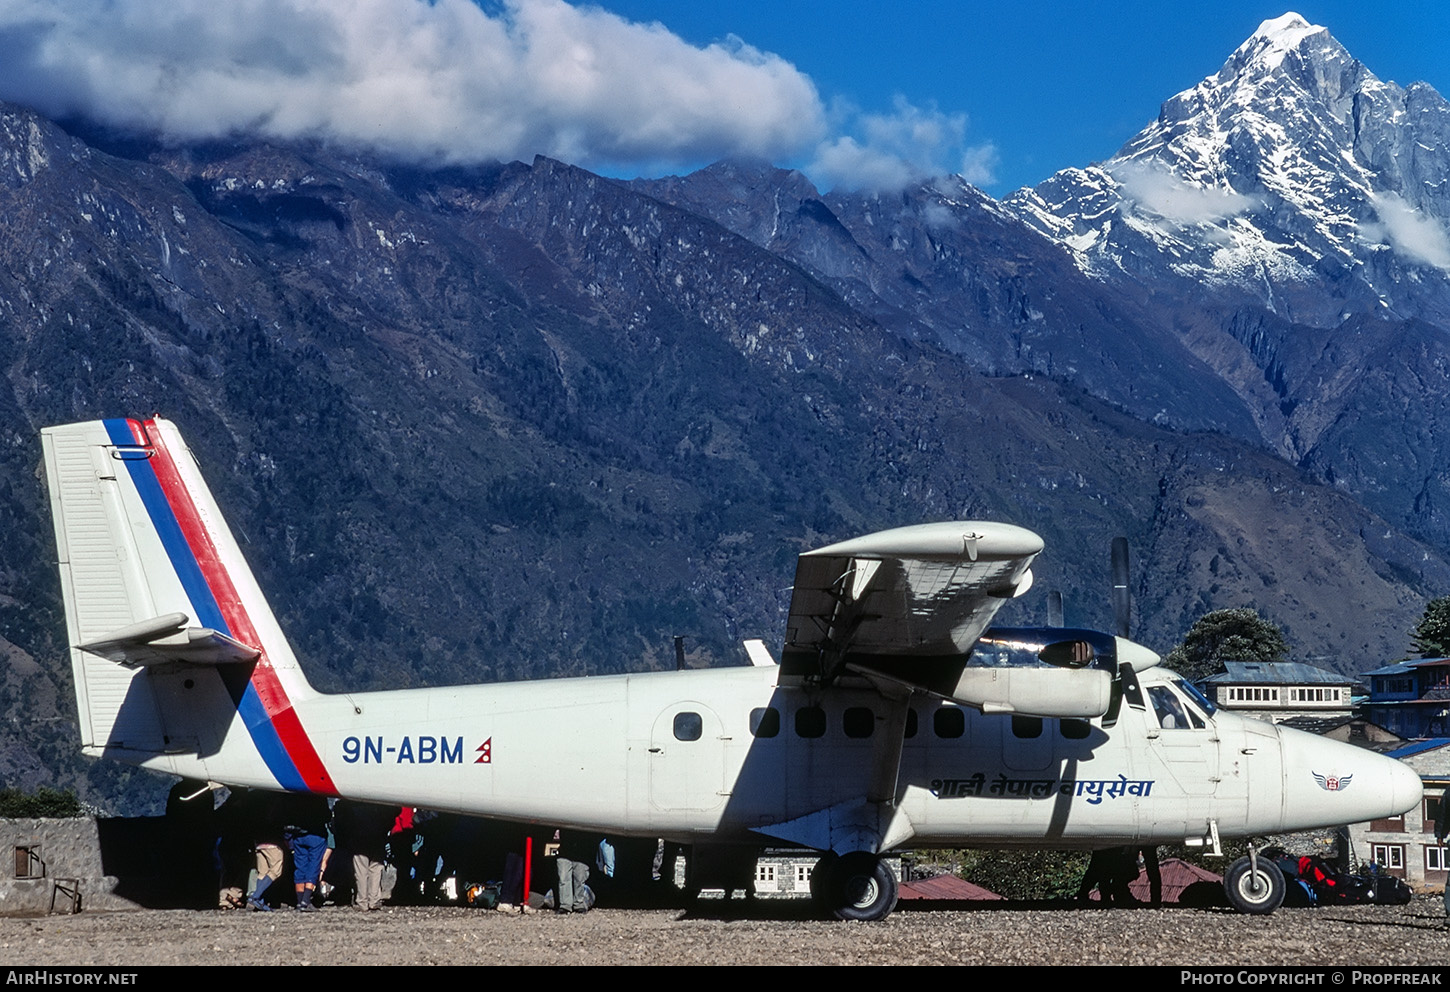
xmin=1102 ymin=536 xmax=1134 ymax=727
xmin=1047 ymin=590 xmax=1064 ymax=628
xmin=1111 ymin=536 xmax=1131 ymax=638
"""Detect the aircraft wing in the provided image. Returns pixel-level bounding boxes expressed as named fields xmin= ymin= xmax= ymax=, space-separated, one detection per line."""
xmin=781 ymin=521 xmax=1041 ymax=681
xmin=779 ymin=520 xmax=1112 ymax=720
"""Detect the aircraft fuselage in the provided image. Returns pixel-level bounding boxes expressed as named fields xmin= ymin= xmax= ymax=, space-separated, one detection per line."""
xmin=115 ymin=660 xmax=1419 ymax=853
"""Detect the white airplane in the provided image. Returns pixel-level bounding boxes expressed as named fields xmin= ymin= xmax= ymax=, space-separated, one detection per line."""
xmin=41 ymin=417 xmax=1422 ymax=920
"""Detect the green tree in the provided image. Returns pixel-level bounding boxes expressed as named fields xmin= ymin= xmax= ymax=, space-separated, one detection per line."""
xmin=1163 ymin=608 xmax=1288 ymax=682
xmin=0 ymin=787 xmax=82 ymax=818
xmin=956 ymin=848 xmax=1090 ymax=901
xmin=1412 ymin=596 xmax=1450 ymax=658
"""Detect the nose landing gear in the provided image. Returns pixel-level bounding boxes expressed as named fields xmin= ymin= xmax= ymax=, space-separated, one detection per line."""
xmin=1224 ymin=848 xmax=1286 ymax=914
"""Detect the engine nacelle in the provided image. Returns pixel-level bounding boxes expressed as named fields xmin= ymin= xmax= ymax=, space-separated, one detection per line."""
xmin=949 ymin=665 xmax=1113 ymax=717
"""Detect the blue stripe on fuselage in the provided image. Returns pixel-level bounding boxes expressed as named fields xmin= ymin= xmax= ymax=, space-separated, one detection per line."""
xmin=101 ymin=419 xmax=307 ymax=792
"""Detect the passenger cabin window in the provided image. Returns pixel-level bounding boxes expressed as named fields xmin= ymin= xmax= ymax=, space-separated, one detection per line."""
xmin=673 ymin=711 xmax=703 ymax=742
xmin=796 ymin=705 xmax=826 ymax=739
xmin=843 ymin=707 xmax=874 ymax=739
xmin=1061 ymin=718 xmax=1091 ymax=740
xmin=934 ymin=706 xmax=965 ymax=739
xmin=1011 ymin=716 xmax=1043 ymax=739
xmin=750 ymin=707 xmax=780 ymax=738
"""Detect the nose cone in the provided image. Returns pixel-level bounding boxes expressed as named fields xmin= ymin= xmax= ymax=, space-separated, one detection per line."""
xmin=1277 ymin=726 xmax=1422 ymax=831
xmin=1389 ymin=756 xmax=1425 ymax=815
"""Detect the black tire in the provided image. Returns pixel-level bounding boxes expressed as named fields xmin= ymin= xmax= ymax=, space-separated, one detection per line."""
xmin=829 ymin=852 xmax=899 ymax=922
xmin=808 ymin=852 xmax=839 ymax=913
xmin=1224 ymin=856 xmax=1286 ymax=915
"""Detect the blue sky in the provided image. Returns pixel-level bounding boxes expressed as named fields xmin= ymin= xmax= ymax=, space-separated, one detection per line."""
xmin=600 ymin=1 xmax=1450 ymax=193
xmin=0 ymin=1 xmax=1442 ymax=196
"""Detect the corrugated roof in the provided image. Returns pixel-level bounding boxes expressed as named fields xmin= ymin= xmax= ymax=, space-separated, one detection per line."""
xmin=1203 ymin=661 xmax=1355 ymax=685
xmin=898 ymin=874 xmax=1003 ymax=901
xmin=1386 ymin=739 xmax=1450 ymax=758
xmin=1082 ymin=857 xmax=1223 ymax=905
xmin=1363 ymin=663 xmax=1414 ymax=676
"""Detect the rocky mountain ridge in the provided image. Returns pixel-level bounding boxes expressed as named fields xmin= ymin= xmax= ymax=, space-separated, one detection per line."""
xmin=0 ymin=15 xmax=1448 ymax=810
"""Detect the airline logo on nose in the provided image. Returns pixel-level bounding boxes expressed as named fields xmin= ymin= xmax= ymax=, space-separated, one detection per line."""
xmin=1312 ymin=771 xmax=1353 ymax=792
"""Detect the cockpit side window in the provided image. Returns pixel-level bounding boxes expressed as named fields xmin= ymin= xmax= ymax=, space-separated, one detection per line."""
xmin=1147 ymin=685 xmax=1206 ymax=729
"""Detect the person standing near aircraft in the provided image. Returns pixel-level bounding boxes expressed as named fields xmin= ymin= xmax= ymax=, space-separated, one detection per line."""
xmin=334 ymin=798 xmax=392 ymax=911
xmin=1139 ymin=845 xmax=1162 ymax=907
xmin=282 ymin=792 xmax=331 ymax=912
xmin=247 ymin=791 xmax=286 ymax=912
xmin=553 ymin=830 xmax=595 ymax=913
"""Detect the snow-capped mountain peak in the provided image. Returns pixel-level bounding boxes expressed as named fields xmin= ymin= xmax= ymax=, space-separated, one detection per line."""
xmin=1003 ymin=13 xmax=1450 ymax=328
xmin=1231 ymin=12 xmax=1324 ymax=73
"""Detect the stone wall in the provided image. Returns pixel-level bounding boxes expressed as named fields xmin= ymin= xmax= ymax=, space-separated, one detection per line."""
xmin=0 ymin=817 xmax=172 ymax=916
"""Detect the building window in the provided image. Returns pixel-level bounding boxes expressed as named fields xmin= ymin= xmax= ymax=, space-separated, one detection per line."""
xmin=1426 ymin=846 xmax=1448 ymax=873
xmin=755 ymin=864 xmax=777 ymax=884
xmin=1371 ymin=844 xmax=1405 ymax=870
xmin=1424 ymin=796 xmax=1445 ymax=832
xmin=13 ymin=846 xmax=42 ymax=879
xmin=1371 ymin=813 xmax=1406 ymax=833
xmin=795 ymin=864 xmax=812 ymax=884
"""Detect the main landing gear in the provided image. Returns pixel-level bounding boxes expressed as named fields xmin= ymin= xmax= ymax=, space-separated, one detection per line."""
xmin=810 ymin=851 xmax=899 ymax=921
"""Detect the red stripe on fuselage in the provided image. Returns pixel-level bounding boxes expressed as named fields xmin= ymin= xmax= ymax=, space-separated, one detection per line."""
xmin=138 ymin=419 xmax=337 ymax=794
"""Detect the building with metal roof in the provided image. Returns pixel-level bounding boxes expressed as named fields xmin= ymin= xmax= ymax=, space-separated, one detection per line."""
xmin=1363 ymin=658 xmax=1450 ymax=740
xmin=1199 ymin=661 xmax=1355 ymax=722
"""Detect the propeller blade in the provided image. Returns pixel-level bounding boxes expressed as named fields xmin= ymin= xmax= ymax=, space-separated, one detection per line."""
xmin=1111 ymin=537 xmax=1131 ymax=639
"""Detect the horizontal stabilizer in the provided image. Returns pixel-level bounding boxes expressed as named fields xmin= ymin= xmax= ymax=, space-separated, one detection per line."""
xmin=79 ymin=612 xmax=261 ymax=667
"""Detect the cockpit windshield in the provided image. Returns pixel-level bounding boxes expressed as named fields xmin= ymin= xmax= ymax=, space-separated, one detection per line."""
xmin=1174 ymin=676 xmax=1218 ymax=717
xmin=1147 ymin=678 xmax=1216 ymax=730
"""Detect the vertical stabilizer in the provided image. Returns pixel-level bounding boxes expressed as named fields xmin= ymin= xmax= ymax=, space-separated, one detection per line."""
xmin=42 ymin=418 xmax=335 ymax=793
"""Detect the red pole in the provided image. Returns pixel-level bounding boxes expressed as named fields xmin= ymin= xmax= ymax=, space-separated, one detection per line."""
xmin=522 ymin=835 xmax=533 ymax=911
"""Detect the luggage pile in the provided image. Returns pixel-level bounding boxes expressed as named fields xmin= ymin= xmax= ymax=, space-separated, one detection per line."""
xmin=1263 ymin=849 xmax=1413 ymax=907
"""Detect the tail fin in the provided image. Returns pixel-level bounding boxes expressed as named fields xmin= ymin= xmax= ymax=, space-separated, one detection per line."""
xmin=42 ymin=418 xmax=335 ymax=793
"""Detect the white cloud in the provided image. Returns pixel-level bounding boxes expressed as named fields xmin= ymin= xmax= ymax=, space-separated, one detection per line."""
xmin=958 ymin=144 xmax=999 ymax=189
xmin=0 ymin=0 xmax=827 ymax=169
xmin=1364 ymin=191 xmax=1450 ymax=272
xmin=807 ymin=96 xmax=996 ymax=193
xmin=1110 ymin=158 xmax=1258 ymax=227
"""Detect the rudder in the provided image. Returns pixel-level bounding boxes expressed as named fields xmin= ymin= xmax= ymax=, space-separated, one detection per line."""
xmin=42 ymin=418 xmax=334 ymax=793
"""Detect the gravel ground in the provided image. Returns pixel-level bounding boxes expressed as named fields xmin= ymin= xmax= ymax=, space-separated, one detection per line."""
xmin=1 ymin=899 xmax=1447 ymax=967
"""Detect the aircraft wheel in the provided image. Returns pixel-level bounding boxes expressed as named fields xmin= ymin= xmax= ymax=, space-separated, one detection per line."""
xmin=808 ymin=852 xmax=839 ymax=912
xmin=1224 ymin=855 xmax=1285 ymax=915
xmin=829 ymin=852 xmax=899 ymax=922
